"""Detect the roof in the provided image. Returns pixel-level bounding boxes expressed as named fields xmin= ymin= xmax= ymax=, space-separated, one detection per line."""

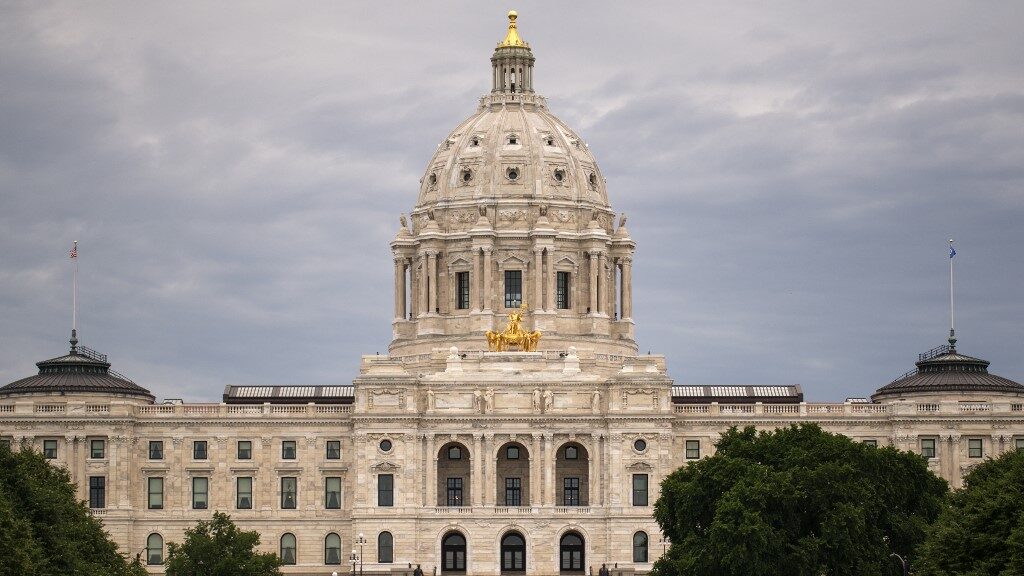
xmin=672 ymin=385 xmax=803 ymax=404
xmin=0 ymin=336 xmax=153 ymax=400
xmin=223 ymin=385 xmax=354 ymax=405
xmin=872 ymin=344 xmax=1024 ymax=400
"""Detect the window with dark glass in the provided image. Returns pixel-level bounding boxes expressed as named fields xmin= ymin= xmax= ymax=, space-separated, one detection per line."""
xmin=563 ymin=477 xmax=580 ymax=506
xmin=504 ymin=270 xmax=522 ymax=308
xmin=43 ymin=439 xmax=57 ymax=459
xmin=192 ymin=477 xmax=208 ymax=509
xmin=282 ymin=440 xmax=296 ymax=460
xmin=193 ymin=440 xmax=208 ymax=459
xmin=280 ymin=533 xmax=297 ymax=565
xmin=148 ymin=477 xmax=164 ymax=509
xmin=505 ymin=477 xmax=522 ymax=506
xmin=632 ymin=532 xmax=649 ymax=563
xmin=378 ymin=531 xmax=394 ymax=563
xmin=565 ymin=445 xmax=578 ymax=460
xmin=90 ymin=439 xmax=105 ymax=459
xmin=560 ymin=533 xmax=585 ymax=573
xmin=863 ymin=439 xmax=878 ymax=447
xmin=325 ymin=477 xmax=342 ymax=509
xmin=447 ymin=477 xmax=464 ymax=506
xmin=632 ymin=474 xmax=648 ymax=506
xmin=685 ymin=440 xmax=700 ymax=459
xmin=326 ymin=440 xmax=341 ymax=459
xmin=448 ymin=445 xmax=462 ymax=460
xmin=968 ymin=438 xmax=983 ymax=458
xmin=501 ymin=532 xmax=526 ymax=572
xmin=457 ymin=271 xmax=470 ymax=310
xmin=148 ymin=441 xmax=163 ymax=460
xmin=237 ymin=440 xmax=252 ymax=459
xmin=506 ymin=445 xmax=520 ymax=460
xmin=921 ymin=438 xmax=937 ymax=458
xmin=379 ymin=439 xmax=393 ymax=452
xmin=378 ymin=473 xmax=394 ymax=507
xmin=633 ymin=439 xmax=647 ymax=452
xmin=281 ymin=477 xmax=297 ymax=509
xmin=236 ymin=477 xmax=253 ymax=509
xmin=1017 ymin=438 xmax=1024 ymax=451
xmin=557 ymin=271 xmax=571 ymax=309
xmin=147 ymin=533 xmax=163 ymax=565
xmin=89 ymin=476 xmax=105 ymax=509
xmin=325 ymin=533 xmax=342 ymax=565
xmin=442 ymin=532 xmax=467 ymax=573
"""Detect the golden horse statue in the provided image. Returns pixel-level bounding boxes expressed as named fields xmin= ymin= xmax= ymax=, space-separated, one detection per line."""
xmin=486 ymin=303 xmax=542 ymax=352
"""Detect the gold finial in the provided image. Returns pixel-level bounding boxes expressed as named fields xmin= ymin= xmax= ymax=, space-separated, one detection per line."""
xmin=498 ymin=9 xmax=528 ymax=48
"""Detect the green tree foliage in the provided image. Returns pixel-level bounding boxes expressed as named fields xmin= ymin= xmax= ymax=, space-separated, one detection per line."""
xmin=652 ymin=424 xmax=947 ymax=576
xmin=916 ymin=448 xmax=1024 ymax=576
xmin=0 ymin=442 xmax=146 ymax=576
xmin=164 ymin=511 xmax=283 ymax=576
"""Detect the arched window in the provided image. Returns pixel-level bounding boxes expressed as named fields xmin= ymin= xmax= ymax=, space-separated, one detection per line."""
xmin=442 ymin=532 xmax=467 ymax=573
xmin=325 ymin=533 xmax=341 ymax=565
xmin=379 ymin=531 xmax=394 ymax=563
xmin=559 ymin=532 xmax=585 ymax=573
xmin=501 ymin=532 xmax=526 ymax=573
xmin=632 ymin=532 xmax=648 ymax=563
xmin=146 ymin=533 xmax=163 ymax=565
xmin=280 ymin=533 xmax=297 ymax=565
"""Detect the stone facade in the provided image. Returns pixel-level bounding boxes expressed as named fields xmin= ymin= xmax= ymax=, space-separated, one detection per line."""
xmin=2 ymin=11 xmax=1023 ymax=576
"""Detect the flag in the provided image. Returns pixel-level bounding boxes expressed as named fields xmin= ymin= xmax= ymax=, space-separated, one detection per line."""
xmin=949 ymin=246 xmax=956 ymax=259
xmin=69 ymin=242 xmax=77 ymax=259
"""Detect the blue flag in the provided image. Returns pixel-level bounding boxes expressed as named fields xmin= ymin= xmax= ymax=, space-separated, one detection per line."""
xmin=950 ymin=246 xmax=956 ymax=258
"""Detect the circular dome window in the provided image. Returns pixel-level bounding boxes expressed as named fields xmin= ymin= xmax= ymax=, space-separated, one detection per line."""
xmin=633 ymin=438 xmax=647 ymax=453
xmin=589 ymin=173 xmax=598 ymax=188
xmin=546 ymin=137 xmax=555 ymax=146
xmin=506 ymin=167 xmax=520 ymax=182
xmin=379 ymin=439 xmax=393 ymax=453
xmin=470 ymin=137 xmax=479 ymax=147
xmin=429 ymin=173 xmax=437 ymax=187
xmin=553 ymin=168 xmax=565 ymax=182
xmin=461 ymin=169 xmax=473 ymax=183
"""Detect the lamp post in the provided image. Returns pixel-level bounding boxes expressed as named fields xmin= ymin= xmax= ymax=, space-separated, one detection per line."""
xmin=890 ymin=553 xmax=909 ymax=576
xmin=357 ymin=533 xmax=367 ymax=576
xmin=351 ymin=550 xmax=358 ymax=576
xmin=659 ymin=536 xmax=669 ymax=556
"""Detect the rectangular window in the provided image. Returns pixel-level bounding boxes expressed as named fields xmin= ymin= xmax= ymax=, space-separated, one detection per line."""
xmin=325 ymin=477 xmax=342 ymax=509
xmin=148 ymin=477 xmax=164 ymax=510
xmin=632 ymin=474 xmax=649 ymax=506
xmin=863 ymin=439 xmax=878 ymax=447
xmin=89 ymin=476 xmax=105 ymax=509
xmin=237 ymin=440 xmax=252 ymax=460
xmin=236 ymin=477 xmax=253 ymax=509
xmin=504 ymin=270 xmax=522 ymax=308
xmin=505 ymin=477 xmax=522 ymax=506
xmin=282 ymin=440 xmax=296 ymax=460
xmin=378 ymin=474 xmax=394 ymax=507
xmin=921 ymin=438 xmax=937 ymax=459
xmin=1017 ymin=438 xmax=1024 ymax=451
xmin=557 ymin=271 xmax=571 ymax=309
xmin=281 ymin=477 xmax=297 ymax=509
xmin=968 ymin=438 xmax=983 ymax=458
xmin=192 ymin=477 xmax=209 ymax=509
xmin=685 ymin=440 xmax=701 ymax=459
xmin=193 ymin=440 xmax=208 ymax=460
xmin=43 ymin=439 xmax=57 ymax=459
xmin=456 ymin=271 xmax=470 ymax=310
xmin=90 ymin=439 xmax=105 ymax=459
xmin=563 ymin=477 xmax=580 ymax=506
xmin=446 ymin=477 xmax=464 ymax=506
xmin=148 ymin=441 xmax=163 ymax=460
xmin=326 ymin=440 xmax=341 ymax=460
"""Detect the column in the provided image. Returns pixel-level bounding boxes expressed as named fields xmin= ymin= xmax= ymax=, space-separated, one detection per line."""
xmin=533 ymin=248 xmax=543 ymax=310
xmin=418 ymin=256 xmax=428 ymax=317
xmin=394 ymin=258 xmax=406 ymax=320
xmin=426 ymin=434 xmax=437 ymax=507
xmin=597 ymin=252 xmax=607 ymax=314
xmin=482 ymin=434 xmax=492 ymax=506
xmin=532 ymin=434 xmax=542 ymax=507
xmin=427 ymin=251 xmax=437 ymax=314
xmin=596 ymin=434 xmax=604 ymax=506
xmin=483 ymin=247 xmax=493 ymax=311
xmin=545 ymin=248 xmax=555 ymax=311
xmin=588 ymin=252 xmax=598 ymax=314
xmin=420 ymin=434 xmax=428 ymax=507
xmin=472 ymin=249 xmax=481 ymax=312
xmin=543 ymin=433 xmax=555 ymax=506
xmin=472 ymin=434 xmax=483 ymax=507
xmin=621 ymin=257 xmax=633 ymax=319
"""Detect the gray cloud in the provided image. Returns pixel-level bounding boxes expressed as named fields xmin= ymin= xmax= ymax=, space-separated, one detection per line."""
xmin=1 ymin=1 xmax=1022 ymax=401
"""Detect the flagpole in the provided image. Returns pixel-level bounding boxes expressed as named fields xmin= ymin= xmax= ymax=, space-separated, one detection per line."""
xmin=948 ymin=238 xmax=955 ymax=348
xmin=70 ymin=240 xmax=78 ymax=351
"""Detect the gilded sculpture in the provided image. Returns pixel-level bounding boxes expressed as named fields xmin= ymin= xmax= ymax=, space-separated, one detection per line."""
xmin=485 ymin=303 xmax=542 ymax=352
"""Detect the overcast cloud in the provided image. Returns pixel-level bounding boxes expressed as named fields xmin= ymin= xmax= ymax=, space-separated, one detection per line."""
xmin=1 ymin=1 xmax=1022 ymax=401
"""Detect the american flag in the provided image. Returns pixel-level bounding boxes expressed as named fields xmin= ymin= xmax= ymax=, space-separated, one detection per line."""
xmin=69 ymin=242 xmax=77 ymax=259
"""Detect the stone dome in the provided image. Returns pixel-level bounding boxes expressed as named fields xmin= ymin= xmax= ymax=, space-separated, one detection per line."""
xmin=872 ymin=343 xmax=1024 ymax=401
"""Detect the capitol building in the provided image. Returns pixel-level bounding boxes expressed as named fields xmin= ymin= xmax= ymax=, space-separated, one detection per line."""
xmin=2 ymin=12 xmax=1023 ymax=576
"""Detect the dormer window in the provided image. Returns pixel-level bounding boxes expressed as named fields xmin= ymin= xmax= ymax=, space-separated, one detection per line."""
xmin=553 ymin=168 xmax=565 ymax=182
xmin=589 ymin=173 xmax=598 ymax=188
xmin=507 ymin=135 xmax=519 ymax=145
xmin=461 ymin=168 xmax=473 ymax=183
xmin=546 ymin=137 xmax=555 ymax=146
xmin=506 ymin=167 xmax=520 ymax=182
xmin=429 ymin=173 xmax=437 ymax=187
xmin=470 ymin=137 xmax=479 ymax=147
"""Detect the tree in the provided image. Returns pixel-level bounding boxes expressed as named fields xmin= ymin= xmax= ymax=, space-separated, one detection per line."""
xmin=652 ymin=424 xmax=947 ymax=576
xmin=0 ymin=442 xmax=146 ymax=576
xmin=915 ymin=448 xmax=1024 ymax=575
xmin=164 ymin=511 xmax=283 ymax=576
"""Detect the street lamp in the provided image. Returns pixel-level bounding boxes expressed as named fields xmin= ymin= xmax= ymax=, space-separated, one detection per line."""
xmin=890 ymin=553 xmax=909 ymax=576
xmin=357 ymin=533 xmax=367 ymax=576
xmin=659 ymin=536 xmax=669 ymax=556
xmin=351 ymin=550 xmax=358 ymax=576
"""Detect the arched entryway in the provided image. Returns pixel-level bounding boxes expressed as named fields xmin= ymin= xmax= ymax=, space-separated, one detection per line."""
xmin=441 ymin=532 xmax=467 ymax=574
xmin=555 ymin=442 xmax=589 ymax=506
xmin=496 ymin=441 xmax=530 ymax=506
xmin=559 ymin=532 xmax=585 ymax=574
xmin=500 ymin=531 xmax=526 ymax=574
xmin=437 ymin=442 xmax=471 ymax=506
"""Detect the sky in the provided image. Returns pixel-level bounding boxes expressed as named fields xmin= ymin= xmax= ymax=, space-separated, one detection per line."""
xmin=1 ymin=1 xmax=1022 ymax=402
